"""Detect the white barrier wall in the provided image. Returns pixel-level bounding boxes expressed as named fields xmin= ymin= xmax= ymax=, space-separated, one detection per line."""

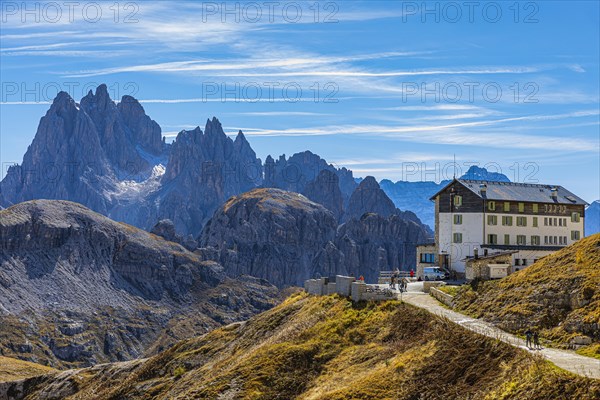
xmin=335 ymin=275 xmax=355 ymax=297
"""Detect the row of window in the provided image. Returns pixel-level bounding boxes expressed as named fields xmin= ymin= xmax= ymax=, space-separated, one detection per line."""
xmin=450 ymin=214 xmax=579 ymax=228
xmin=485 ymin=215 xmax=533 ymax=227
xmin=452 ymin=232 xmax=581 ymax=244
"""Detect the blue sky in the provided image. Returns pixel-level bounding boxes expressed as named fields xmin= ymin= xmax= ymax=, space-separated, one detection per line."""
xmin=1 ymin=1 xmax=599 ymax=201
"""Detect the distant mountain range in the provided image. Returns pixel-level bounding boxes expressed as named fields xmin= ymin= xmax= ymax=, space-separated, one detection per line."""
xmin=0 ymin=85 xmax=519 ymax=235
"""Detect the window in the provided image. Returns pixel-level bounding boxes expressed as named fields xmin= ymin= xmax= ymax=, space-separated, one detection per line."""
xmin=533 ymin=217 xmax=538 ymax=227
xmin=454 ymin=195 xmax=462 ymax=207
xmin=504 ymin=202 xmax=510 ymax=212
xmin=487 ymin=215 xmax=498 ymax=225
xmin=454 ymin=214 xmax=463 ymax=225
xmin=544 ymin=217 xmax=548 ymax=226
xmin=518 ymin=202 xmax=525 ymax=213
xmin=531 ymin=236 xmax=540 ymax=245
xmin=571 ymin=231 xmax=580 ymax=240
xmin=563 ymin=236 xmax=567 ymax=244
xmin=420 ymin=253 xmax=435 ymax=263
xmin=502 ymin=216 xmax=513 ymax=226
xmin=504 ymin=234 xmax=510 ymax=245
xmin=488 ymin=201 xmax=496 ymax=211
xmin=517 ymin=235 xmax=526 ymax=245
xmin=544 ymin=236 xmax=548 ymax=245
xmin=554 ymin=217 xmax=558 ymax=226
xmin=487 ymin=234 xmax=498 ymax=244
xmin=517 ymin=217 xmax=527 ymax=227
xmin=515 ymin=258 xmax=521 ymax=266
xmin=563 ymin=218 xmax=567 ymax=226
xmin=522 ymin=259 xmax=527 ymax=266
xmin=571 ymin=212 xmax=580 ymax=222
xmin=532 ymin=203 xmax=538 ymax=213
xmin=453 ymin=233 xmax=463 ymax=243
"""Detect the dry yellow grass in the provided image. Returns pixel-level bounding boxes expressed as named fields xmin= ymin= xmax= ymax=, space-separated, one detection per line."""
xmin=0 ymin=356 xmax=55 ymax=382
xmin=453 ymin=233 xmax=600 ymax=355
xmin=8 ymin=293 xmax=600 ymax=399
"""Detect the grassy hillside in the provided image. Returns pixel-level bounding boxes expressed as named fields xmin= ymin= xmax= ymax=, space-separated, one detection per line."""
xmin=6 ymin=293 xmax=599 ymax=399
xmin=453 ymin=233 xmax=600 ymax=356
xmin=0 ymin=356 xmax=55 ymax=382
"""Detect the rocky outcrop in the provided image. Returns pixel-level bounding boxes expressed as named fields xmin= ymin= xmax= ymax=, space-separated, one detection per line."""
xmin=150 ymin=219 xmax=198 ymax=250
xmin=302 ymin=170 xmax=344 ymax=222
xmin=199 ymin=188 xmax=338 ymax=287
xmin=0 ymin=200 xmax=279 ymax=368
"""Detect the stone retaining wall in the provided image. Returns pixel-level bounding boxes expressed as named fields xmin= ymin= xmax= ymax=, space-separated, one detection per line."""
xmin=422 ymin=281 xmax=444 ymax=293
xmin=306 ymin=275 xmax=400 ymax=302
xmin=430 ymin=287 xmax=455 ymax=308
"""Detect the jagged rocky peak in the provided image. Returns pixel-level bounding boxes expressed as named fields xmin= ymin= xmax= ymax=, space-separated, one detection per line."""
xmin=262 ymin=150 xmax=357 ymax=203
xmin=118 ymin=95 xmax=163 ymax=155
xmin=155 ymin=121 xmax=262 ymax=236
xmin=344 ymin=175 xmax=397 ymax=221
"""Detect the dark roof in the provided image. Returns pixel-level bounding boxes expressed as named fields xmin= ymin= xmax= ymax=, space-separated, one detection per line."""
xmin=462 ymin=250 xmax=518 ymax=262
xmin=430 ymin=179 xmax=588 ymax=205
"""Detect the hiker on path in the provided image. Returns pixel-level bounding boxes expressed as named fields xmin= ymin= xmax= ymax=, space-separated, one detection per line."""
xmin=401 ymin=278 xmax=408 ymax=292
xmin=390 ymin=272 xmax=397 ymax=289
xmin=533 ymin=331 xmax=540 ymax=350
xmin=525 ymin=329 xmax=533 ymax=348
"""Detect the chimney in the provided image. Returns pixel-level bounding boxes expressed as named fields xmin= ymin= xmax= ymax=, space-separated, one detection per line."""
xmin=474 ymin=247 xmax=479 ymax=259
xmin=551 ymin=187 xmax=558 ymax=201
xmin=479 ymin=183 xmax=487 ymax=196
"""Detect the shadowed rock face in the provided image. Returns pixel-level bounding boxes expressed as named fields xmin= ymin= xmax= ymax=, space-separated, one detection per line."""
xmin=302 ymin=169 xmax=344 ymax=222
xmin=344 ymin=176 xmax=397 ymax=221
xmin=0 ymin=200 xmax=279 ymax=368
xmin=153 ymin=122 xmax=263 ymax=236
xmin=199 ymin=188 xmax=338 ymax=287
xmin=313 ymin=213 xmax=430 ymax=282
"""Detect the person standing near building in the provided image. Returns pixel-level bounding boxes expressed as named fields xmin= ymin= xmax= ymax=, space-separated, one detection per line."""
xmin=409 ymin=269 xmax=415 ymax=279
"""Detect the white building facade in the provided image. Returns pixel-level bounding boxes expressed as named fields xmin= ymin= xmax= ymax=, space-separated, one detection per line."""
xmin=431 ymin=179 xmax=587 ymax=276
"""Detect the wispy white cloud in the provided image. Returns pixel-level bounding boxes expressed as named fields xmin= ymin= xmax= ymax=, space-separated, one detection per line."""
xmin=231 ymin=110 xmax=600 ymax=152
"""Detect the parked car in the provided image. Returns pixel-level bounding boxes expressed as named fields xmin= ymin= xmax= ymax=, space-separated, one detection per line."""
xmin=423 ymin=267 xmax=447 ymax=281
